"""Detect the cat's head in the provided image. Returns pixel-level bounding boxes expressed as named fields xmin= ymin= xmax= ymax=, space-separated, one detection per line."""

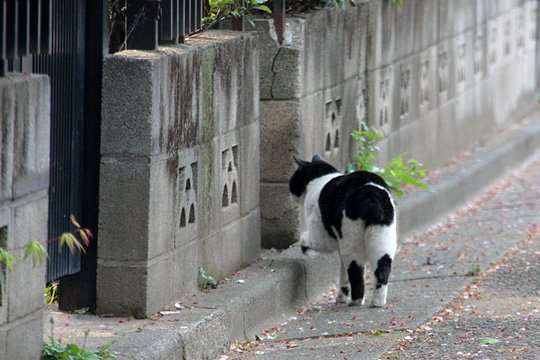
xmin=289 ymin=154 xmax=339 ymax=198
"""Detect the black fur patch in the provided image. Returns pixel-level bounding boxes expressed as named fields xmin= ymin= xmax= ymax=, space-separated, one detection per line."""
xmin=375 ymin=254 xmax=392 ymax=289
xmin=289 ymin=157 xmax=339 ymax=198
xmin=319 ymin=171 xmax=393 ymax=239
xmin=347 ymin=261 xmax=364 ymax=301
xmin=340 ymin=286 xmax=349 ymax=296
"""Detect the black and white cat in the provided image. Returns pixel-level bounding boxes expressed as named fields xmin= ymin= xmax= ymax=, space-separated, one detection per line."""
xmin=289 ymin=154 xmax=397 ymax=307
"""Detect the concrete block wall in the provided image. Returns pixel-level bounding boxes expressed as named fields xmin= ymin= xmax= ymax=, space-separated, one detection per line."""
xmin=257 ymin=0 xmax=538 ymax=248
xmin=0 ymin=74 xmax=50 ymax=359
xmin=98 ymin=31 xmax=260 ymax=317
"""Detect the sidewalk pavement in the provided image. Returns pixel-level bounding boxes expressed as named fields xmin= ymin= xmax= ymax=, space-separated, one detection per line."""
xmin=45 ymin=110 xmax=540 ymax=360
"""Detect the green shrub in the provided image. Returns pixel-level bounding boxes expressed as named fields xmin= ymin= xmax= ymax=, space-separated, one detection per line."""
xmin=348 ymin=123 xmax=428 ymax=197
xmin=42 ymin=336 xmax=116 ymax=360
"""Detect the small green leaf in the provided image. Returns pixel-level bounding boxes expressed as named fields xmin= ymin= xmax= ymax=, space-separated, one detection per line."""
xmin=479 ymin=337 xmax=500 ymax=346
xmin=0 ymin=248 xmax=17 ymax=272
xmin=255 ymin=4 xmax=272 ymax=13
xmin=24 ymin=240 xmax=48 ymax=266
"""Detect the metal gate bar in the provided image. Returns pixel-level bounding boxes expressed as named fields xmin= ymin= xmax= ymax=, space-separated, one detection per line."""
xmin=32 ymin=0 xmax=85 ymax=282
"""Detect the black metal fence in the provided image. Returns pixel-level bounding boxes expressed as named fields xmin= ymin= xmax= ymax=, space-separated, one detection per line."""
xmin=126 ymin=0 xmax=206 ymax=50
xmin=0 ymin=0 xmax=51 ymax=77
xmin=34 ymin=0 xmax=87 ymax=283
xmin=125 ymin=0 xmax=286 ymax=51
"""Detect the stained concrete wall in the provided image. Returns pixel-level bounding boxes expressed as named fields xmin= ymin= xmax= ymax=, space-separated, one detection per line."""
xmin=257 ymin=0 xmax=539 ymax=248
xmin=0 ymin=74 xmax=50 ymax=359
xmin=98 ymin=31 xmax=260 ymax=317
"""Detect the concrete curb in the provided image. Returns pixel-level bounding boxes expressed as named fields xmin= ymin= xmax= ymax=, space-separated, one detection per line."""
xmin=113 ymin=113 xmax=540 ymax=360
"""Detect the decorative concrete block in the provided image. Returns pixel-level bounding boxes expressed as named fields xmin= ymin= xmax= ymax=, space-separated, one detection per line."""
xmin=99 ymin=31 xmax=260 ymax=315
xmin=160 ymin=50 xmax=201 ymax=152
xmin=241 ymin=34 xmax=260 ymax=127
xmin=437 ymin=0 xmax=454 ymax=40
xmin=417 ymin=46 xmax=437 ymax=116
xmin=101 ymin=53 xmax=160 ymax=156
xmin=322 ymin=9 xmax=345 ymax=89
xmin=355 ymin=76 xmax=368 ymax=131
xmin=239 ymin=121 xmax=260 ymax=216
xmin=196 ymin=139 xmax=221 ymax=239
xmin=172 ymin=241 xmax=199 ymax=297
xmin=322 ymin=87 xmax=344 ymax=165
xmin=302 ymin=12 xmax=325 ymax=96
xmin=343 ymin=5 xmax=362 ymax=81
xmin=96 ymin=263 xmax=147 ymax=317
xmin=220 ymin=133 xmax=241 ymax=226
xmin=525 ymin=1 xmax=538 ymax=51
xmin=0 ymin=75 xmax=50 ymax=201
xmin=260 ymin=183 xmax=299 ymax=248
xmin=241 ymin=209 xmax=261 ymax=266
xmin=200 ymin=232 xmax=223 ymax=280
xmin=218 ymin=219 xmax=243 ymax=277
xmin=148 ymin=157 xmax=176 ymax=259
xmin=396 ymin=56 xmax=418 ymax=128
xmin=99 ymin=157 xmax=150 ymax=261
xmin=413 ymin=0 xmax=439 ymax=53
xmin=5 ymin=312 xmax=43 ymax=360
xmin=368 ymin=65 xmax=396 ymax=133
xmin=436 ymin=40 xmax=455 ymax=105
xmin=473 ymin=25 xmax=487 ymax=82
xmin=272 ymin=46 xmax=302 ymax=100
xmin=394 ymin=0 xmax=416 ymax=60
xmin=299 ymin=92 xmax=325 ymax=158
xmin=514 ymin=6 xmax=527 ymax=56
xmin=7 ymin=195 xmax=47 ymax=322
xmin=252 ymin=21 xmax=280 ymax=100
xmin=487 ymin=17 xmax=502 ymax=73
xmin=452 ymin=0 xmax=475 ymax=35
xmin=0 ymin=73 xmax=49 ymax=360
xmin=260 ymin=101 xmax=301 ymax=183
xmin=367 ymin=0 xmax=397 ymax=71
xmin=174 ymin=147 xmax=200 ymax=248
xmin=146 ymin=252 xmax=174 ymax=312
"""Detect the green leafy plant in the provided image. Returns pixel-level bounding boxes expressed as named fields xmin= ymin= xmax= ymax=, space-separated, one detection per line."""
xmin=284 ymin=0 xmax=355 ymax=15
xmin=348 ymin=123 xmax=428 ymax=197
xmin=0 ymin=215 xmax=92 ymax=272
xmin=42 ymin=336 xmax=116 ymax=360
xmin=25 ymin=240 xmax=48 ymax=266
xmin=468 ymin=261 xmax=481 ymax=276
xmin=198 ymin=266 xmax=218 ymax=290
xmin=45 ymin=282 xmax=59 ymax=305
xmin=204 ymin=0 xmax=272 ymax=29
xmin=0 ymin=247 xmax=17 ymax=272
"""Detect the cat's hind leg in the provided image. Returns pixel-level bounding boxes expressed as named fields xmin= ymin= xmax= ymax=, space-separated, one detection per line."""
xmin=372 ymin=254 xmax=392 ymax=307
xmin=346 ymin=260 xmax=365 ymax=306
xmin=365 ymin=225 xmax=397 ymax=307
xmin=336 ymin=258 xmax=350 ymax=304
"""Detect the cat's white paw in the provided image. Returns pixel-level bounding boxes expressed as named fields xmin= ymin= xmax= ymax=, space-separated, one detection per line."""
xmin=336 ymin=288 xmax=349 ymax=304
xmin=347 ymin=297 xmax=365 ymax=307
xmin=303 ymin=248 xmax=321 ymax=258
xmin=371 ymin=286 xmax=388 ymax=307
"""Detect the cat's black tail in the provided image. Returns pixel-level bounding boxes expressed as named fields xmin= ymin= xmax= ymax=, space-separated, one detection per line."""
xmin=344 ymin=185 xmax=394 ymax=226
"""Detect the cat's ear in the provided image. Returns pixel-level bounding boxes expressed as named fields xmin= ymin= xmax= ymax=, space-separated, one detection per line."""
xmin=312 ymin=153 xmax=324 ymax=162
xmin=293 ymin=155 xmax=308 ymax=167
